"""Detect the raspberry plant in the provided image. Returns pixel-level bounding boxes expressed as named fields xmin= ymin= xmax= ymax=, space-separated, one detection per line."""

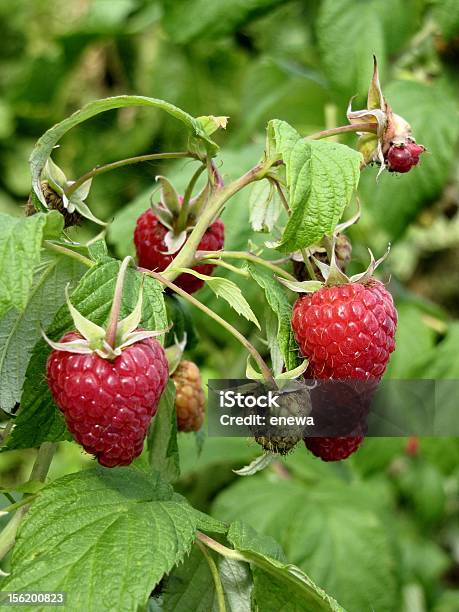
xmin=0 ymin=59 xmax=426 ymax=610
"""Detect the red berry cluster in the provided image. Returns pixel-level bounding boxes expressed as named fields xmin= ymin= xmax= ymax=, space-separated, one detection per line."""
xmin=386 ymin=141 xmax=425 ymax=173
xmin=134 ymin=209 xmax=224 ymax=294
xmin=47 ymin=332 xmax=168 ymax=467
xmin=292 ymin=280 xmax=397 ymax=461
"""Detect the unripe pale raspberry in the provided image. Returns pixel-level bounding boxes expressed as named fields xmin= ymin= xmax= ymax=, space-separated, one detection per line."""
xmin=172 ymin=360 xmax=205 ymax=432
xmin=47 ymin=332 xmax=169 ymax=467
xmin=134 ymin=209 xmax=224 ymax=294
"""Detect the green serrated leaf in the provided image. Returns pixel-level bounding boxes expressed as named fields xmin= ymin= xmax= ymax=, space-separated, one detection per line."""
xmin=214 ymin=478 xmax=396 ymax=611
xmin=0 ymin=468 xmax=197 ymax=611
xmin=0 ymin=253 xmax=84 ymax=414
xmin=172 ymin=269 xmax=260 ymax=330
xmin=268 ymin=120 xmax=361 ymax=252
xmin=148 ymin=380 xmax=180 ymax=483
xmin=30 ymin=95 xmax=219 ymax=210
xmin=0 ymin=211 xmax=64 ymax=319
xmin=247 ymin=263 xmax=298 ymax=371
xmin=227 ymin=521 xmax=344 ymax=611
xmin=3 ymin=259 xmax=166 ymax=451
xmin=87 ymin=239 xmax=109 ymax=262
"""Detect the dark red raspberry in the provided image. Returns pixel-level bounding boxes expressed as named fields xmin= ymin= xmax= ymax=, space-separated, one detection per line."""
xmin=386 ymin=142 xmax=425 ymax=173
xmin=134 ymin=209 xmax=224 ymax=294
xmin=47 ymin=332 xmax=168 ymax=467
xmin=304 ymin=433 xmax=364 ymax=462
xmin=292 ymin=280 xmax=397 ymax=380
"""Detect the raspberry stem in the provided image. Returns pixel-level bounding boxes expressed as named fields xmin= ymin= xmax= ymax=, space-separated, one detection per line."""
xmin=140 ymin=267 xmax=275 ymax=384
xmin=196 ymin=541 xmax=227 ymax=612
xmin=307 ymin=122 xmax=377 ymax=140
xmin=43 ymin=241 xmax=94 ymax=268
xmin=64 ymin=151 xmax=195 ymax=199
xmin=194 ymin=250 xmax=296 ymax=282
xmin=105 ymin=256 xmax=133 ymax=349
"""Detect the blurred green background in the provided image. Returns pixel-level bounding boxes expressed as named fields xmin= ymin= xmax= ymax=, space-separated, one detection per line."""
xmin=1 ymin=1 xmax=459 ymax=610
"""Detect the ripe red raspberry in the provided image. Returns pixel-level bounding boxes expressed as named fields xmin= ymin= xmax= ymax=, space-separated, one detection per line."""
xmin=292 ymin=280 xmax=397 ymax=462
xmin=292 ymin=280 xmax=397 ymax=380
xmin=386 ymin=142 xmax=425 ymax=173
xmin=47 ymin=332 xmax=168 ymax=467
xmin=172 ymin=360 xmax=205 ymax=432
xmin=304 ymin=433 xmax=364 ymax=462
xmin=134 ymin=209 xmax=224 ymax=294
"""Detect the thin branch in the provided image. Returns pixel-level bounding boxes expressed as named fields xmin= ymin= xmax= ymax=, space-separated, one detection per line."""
xmin=43 ymin=241 xmax=94 ymax=268
xmin=197 ymin=541 xmax=227 ymax=612
xmin=196 ymin=532 xmax=247 ymax=563
xmin=65 ymin=151 xmax=195 ymax=198
xmin=139 ymin=268 xmax=275 ymax=385
xmin=195 ymin=250 xmax=296 ymax=282
xmin=272 ymin=180 xmax=290 ymax=214
xmin=200 ymin=258 xmax=249 ymax=277
xmin=306 ymin=123 xmax=377 ymax=140
xmin=300 ymin=249 xmax=318 ymax=281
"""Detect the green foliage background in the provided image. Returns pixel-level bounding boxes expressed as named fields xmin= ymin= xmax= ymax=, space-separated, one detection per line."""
xmin=1 ymin=1 xmax=459 ymax=610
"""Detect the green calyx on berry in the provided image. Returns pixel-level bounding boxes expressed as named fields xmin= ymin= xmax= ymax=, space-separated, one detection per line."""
xmin=42 ymin=256 xmax=167 ymax=360
xmin=346 ymin=56 xmax=425 ymax=176
xmin=39 ymin=157 xmax=106 ymax=226
xmin=151 ymin=170 xmax=210 ymax=255
xmin=279 ymin=240 xmax=391 ymax=294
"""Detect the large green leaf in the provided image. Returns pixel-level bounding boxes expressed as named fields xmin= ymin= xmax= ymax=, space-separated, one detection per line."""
xmin=227 ymin=521 xmax=345 ymax=612
xmin=0 ymin=211 xmax=63 ymax=319
xmin=0 ymin=468 xmax=197 ymax=611
xmin=435 ymin=0 xmax=459 ymax=40
xmin=360 ymin=81 xmax=459 ymax=238
xmin=4 ymin=259 xmax=166 ymax=451
xmin=30 ymin=95 xmax=218 ymax=210
xmin=247 ymin=262 xmax=298 ymax=371
xmin=161 ymin=0 xmax=284 ymax=43
xmin=268 ymin=120 xmax=361 ymax=252
xmin=0 ymin=253 xmax=84 ymax=413
xmin=213 ymin=477 xmax=397 ymax=611
xmin=316 ymin=0 xmax=385 ymax=95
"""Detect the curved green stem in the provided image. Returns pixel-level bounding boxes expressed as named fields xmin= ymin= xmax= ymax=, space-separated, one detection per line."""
xmin=300 ymin=249 xmax=318 ymax=281
xmin=196 ymin=532 xmax=247 ymax=563
xmin=0 ymin=442 xmax=56 ymax=561
xmin=176 ymin=164 xmax=206 ymax=232
xmin=195 ymin=251 xmax=296 ymax=282
xmin=139 ymin=268 xmax=275 ymax=385
xmin=197 ymin=541 xmax=227 ymax=612
xmin=307 ymin=123 xmax=377 ymax=140
xmin=43 ymin=241 xmax=94 ymax=268
xmin=200 ymin=258 xmax=249 ymax=277
xmin=65 ymin=151 xmax=195 ymax=198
